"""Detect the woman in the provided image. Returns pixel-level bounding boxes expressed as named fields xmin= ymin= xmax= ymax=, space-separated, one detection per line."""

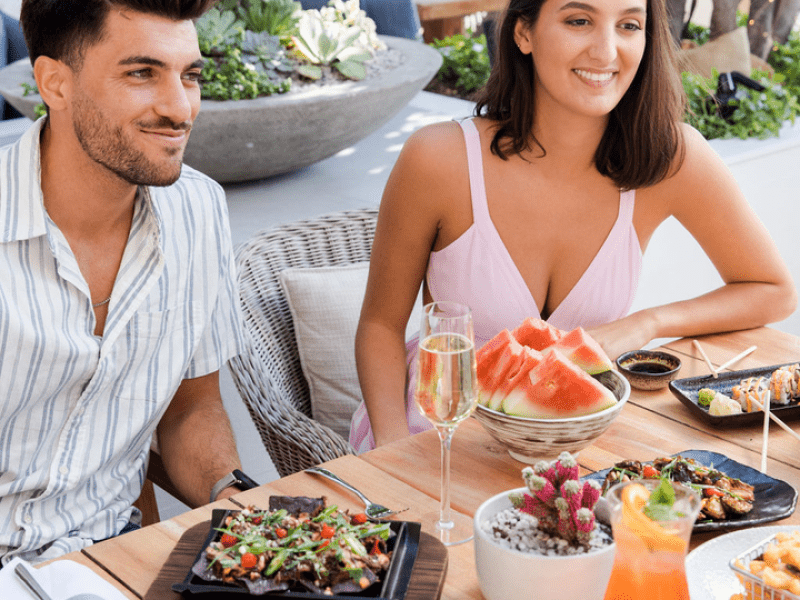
xmin=349 ymin=0 xmax=796 ymax=451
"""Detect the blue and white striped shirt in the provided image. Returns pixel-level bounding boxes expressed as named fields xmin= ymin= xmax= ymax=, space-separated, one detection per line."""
xmin=0 ymin=119 xmax=244 ymax=563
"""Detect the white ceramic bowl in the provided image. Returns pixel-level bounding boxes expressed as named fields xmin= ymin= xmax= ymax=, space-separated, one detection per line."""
xmin=474 ymin=488 xmax=616 ymax=600
xmin=473 ymin=370 xmax=630 ymax=462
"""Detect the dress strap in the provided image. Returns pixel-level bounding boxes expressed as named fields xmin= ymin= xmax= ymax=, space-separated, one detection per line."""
xmin=457 ymin=119 xmax=492 ymax=226
xmin=618 ymin=189 xmax=636 ymax=224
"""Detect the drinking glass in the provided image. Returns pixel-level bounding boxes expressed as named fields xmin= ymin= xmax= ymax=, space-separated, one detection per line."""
xmin=414 ymin=301 xmax=478 ymax=546
xmin=603 ymin=479 xmax=702 ymax=600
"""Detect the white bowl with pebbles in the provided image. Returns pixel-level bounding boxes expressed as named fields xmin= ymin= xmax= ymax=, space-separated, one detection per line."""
xmin=473 ymin=487 xmax=616 ymax=600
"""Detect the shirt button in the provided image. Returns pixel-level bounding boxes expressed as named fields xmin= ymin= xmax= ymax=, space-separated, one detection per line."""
xmin=59 ymin=466 xmax=69 ymax=475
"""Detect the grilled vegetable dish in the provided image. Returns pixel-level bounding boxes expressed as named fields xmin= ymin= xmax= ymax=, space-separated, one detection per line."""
xmin=193 ymin=496 xmax=393 ymax=595
xmin=601 ymin=456 xmax=755 ymax=522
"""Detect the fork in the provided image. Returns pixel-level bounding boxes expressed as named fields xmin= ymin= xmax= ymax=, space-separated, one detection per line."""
xmin=305 ymin=466 xmax=407 ymax=521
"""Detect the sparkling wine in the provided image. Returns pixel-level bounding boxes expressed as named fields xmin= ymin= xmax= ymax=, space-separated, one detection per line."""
xmin=415 ymin=332 xmax=477 ymax=427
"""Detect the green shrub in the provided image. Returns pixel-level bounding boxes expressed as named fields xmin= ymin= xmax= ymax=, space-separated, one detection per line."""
xmin=429 ymin=32 xmax=490 ymax=96
xmin=768 ymin=30 xmax=800 ymax=96
xmin=683 ymin=69 xmax=799 ymax=140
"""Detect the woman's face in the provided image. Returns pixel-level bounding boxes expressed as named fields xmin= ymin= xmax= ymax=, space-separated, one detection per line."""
xmin=516 ymin=0 xmax=647 ymax=121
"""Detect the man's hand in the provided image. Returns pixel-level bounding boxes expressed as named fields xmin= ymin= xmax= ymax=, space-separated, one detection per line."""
xmin=156 ymin=371 xmax=242 ymax=508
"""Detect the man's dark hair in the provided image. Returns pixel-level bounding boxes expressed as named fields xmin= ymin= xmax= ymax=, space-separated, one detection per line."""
xmin=20 ymin=0 xmax=216 ymax=69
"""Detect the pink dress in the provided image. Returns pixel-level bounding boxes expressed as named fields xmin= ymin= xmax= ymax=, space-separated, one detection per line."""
xmin=349 ymin=118 xmax=642 ymax=452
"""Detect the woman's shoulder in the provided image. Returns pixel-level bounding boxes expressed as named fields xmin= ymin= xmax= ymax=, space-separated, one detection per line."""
xmin=650 ymin=123 xmax=728 ymax=191
xmin=396 ymin=119 xmax=470 ymax=176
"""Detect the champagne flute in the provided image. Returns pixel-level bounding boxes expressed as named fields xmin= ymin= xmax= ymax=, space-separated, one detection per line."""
xmin=414 ymin=301 xmax=478 ymax=545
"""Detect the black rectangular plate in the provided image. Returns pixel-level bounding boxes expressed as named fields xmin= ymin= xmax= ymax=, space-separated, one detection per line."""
xmin=669 ymin=362 xmax=800 ymax=427
xmin=172 ymin=509 xmax=420 ymax=599
xmin=585 ymin=449 xmax=798 ymax=533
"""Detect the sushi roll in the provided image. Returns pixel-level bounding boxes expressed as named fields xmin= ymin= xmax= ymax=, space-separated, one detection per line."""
xmin=731 ymin=376 xmax=770 ymax=412
xmin=769 ymin=363 xmax=800 ymax=404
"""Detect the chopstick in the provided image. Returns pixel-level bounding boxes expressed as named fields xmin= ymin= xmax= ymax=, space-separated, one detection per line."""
xmin=750 ymin=397 xmax=800 ymax=445
xmin=715 ymin=345 xmax=757 ymax=373
xmin=692 ymin=340 xmax=757 ymax=378
xmin=692 ymin=340 xmax=718 ymax=377
xmin=760 ymin=394 xmax=770 ymax=473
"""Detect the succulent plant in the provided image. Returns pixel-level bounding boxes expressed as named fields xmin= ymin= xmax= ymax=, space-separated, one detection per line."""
xmin=291 ymin=10 xmax=372 ymax=80
xmin=509 ymin=451 xmax=602 ymax=546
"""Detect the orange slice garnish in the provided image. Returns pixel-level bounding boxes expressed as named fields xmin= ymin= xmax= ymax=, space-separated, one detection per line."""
xmin=620 ymin=484 xmax=687 ymax=554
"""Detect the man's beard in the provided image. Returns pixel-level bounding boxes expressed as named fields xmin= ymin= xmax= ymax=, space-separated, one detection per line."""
xmin=71 ymin=92 xmax=191 ymax=187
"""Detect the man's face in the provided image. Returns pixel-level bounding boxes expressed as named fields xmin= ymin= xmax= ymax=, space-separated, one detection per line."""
xmin=69 ymin=9 xmax=203 ymax=186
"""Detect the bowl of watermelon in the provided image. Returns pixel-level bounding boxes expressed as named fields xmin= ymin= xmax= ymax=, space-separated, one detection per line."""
xmin=473 ymin=319 xmax=631 ymax=462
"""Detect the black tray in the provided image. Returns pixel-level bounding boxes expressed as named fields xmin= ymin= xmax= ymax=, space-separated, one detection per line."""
xmin=669 ymin=362 xmax=800 ymax=427
xmin=172 ymin=509 xmax=420 ymax=599
xmin=585 ymin=449 xmax=798 ymax=533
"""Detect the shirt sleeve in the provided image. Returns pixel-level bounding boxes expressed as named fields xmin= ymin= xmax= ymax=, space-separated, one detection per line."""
xmin=184 ymin=177 xmax=245 ymax=378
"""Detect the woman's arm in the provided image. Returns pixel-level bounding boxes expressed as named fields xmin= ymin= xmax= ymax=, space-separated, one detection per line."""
xmin=589 ymin=124 xmax=797 ymax=359
xmin=356 ymin=122 xmax=469 ymax=447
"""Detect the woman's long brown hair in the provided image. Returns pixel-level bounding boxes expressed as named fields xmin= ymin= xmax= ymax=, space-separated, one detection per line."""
xmin=474 ymin=0 xmax=685 ymax=190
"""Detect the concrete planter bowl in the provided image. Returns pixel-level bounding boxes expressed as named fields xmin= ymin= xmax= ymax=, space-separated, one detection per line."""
xmin=0 ymin=35 xmax=442 ymax=183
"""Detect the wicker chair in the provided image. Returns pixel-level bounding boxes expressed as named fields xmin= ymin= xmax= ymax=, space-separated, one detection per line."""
xmin=229 ymin=209 xmax=379 ymax=477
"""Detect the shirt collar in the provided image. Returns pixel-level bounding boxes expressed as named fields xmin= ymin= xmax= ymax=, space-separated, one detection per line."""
xmin=0 ymin=117 xmax=48 ymax=243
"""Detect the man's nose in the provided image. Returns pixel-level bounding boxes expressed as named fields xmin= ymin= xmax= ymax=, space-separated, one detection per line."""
xmin=154 ymin=75 xmax=195 ymax=125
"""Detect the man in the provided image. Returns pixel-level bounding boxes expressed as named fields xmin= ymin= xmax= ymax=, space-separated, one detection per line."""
xmin=0 ymin=0 xmax=249 ymax=563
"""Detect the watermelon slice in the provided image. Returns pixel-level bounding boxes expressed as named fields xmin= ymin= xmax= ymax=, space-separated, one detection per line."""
xmin=486 ymin=346 xmax=544 ymax=410
xmin=476 ymin=330 xmax=523 ymax=407
xmin=511 ymin=317 xmax=564 ymax=351
xmin=501 ymin=349 xmax=617 ymax=418
xmin=551 ymin=327 xmax=614 ymax=375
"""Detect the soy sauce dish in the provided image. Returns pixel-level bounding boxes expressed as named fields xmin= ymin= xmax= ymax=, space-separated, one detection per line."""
xmin=616 ymin=350 xmax=682 ymax=391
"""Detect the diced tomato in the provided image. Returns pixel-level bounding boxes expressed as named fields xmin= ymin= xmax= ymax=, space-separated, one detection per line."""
xmin=319 ymin=539 xmax=330 ymax=549
xmin=220 ymin=533 xmax=238 ymax=548
xmin=642 ymin=465 xmax=660 ymax=478
xmin=275 ymin=527 xmax=288 ymax=538
xmin=320 ymin=524 xmax=336 ymax=539
xmin=704 ymin=487 xmax=724 ymax=497
xmin=241 ymin=552 xmax=257 ymax=569
xmin=370 ymin=539 xmax=382 ymax=555
xmin=351 ymin=513 xmax=368 ymax=525
xmin=251 ymin=515 xmax=263 ymax=525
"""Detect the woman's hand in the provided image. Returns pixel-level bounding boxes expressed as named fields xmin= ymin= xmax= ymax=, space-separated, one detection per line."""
xmin=586 ymin=311 xmax=658 ymax=361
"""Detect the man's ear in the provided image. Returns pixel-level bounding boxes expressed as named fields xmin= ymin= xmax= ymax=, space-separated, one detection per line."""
xmin=514 ymin=19 xmax=533 ymax=55
xmin=33 ymin=56 xmax=72 ymax=112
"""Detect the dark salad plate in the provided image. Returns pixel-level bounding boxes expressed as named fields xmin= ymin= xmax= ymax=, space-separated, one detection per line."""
xmin=669 ymin=363 xmax=800 ymax=427
xmin=173 ymin=508 xmax=421 ymax=599
xmin=585 ymin=449 xmax=798 ymax=533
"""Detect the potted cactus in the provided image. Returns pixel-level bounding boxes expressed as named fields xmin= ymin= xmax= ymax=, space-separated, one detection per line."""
xmin=0 ymin=0 xmax=442 ymax=183
xmin=472 ymin=452 xmax=616 ymax=600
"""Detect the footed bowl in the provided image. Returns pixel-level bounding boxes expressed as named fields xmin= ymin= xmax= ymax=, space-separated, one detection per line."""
xmin=473 ymin=370 xmax=630 ymax=463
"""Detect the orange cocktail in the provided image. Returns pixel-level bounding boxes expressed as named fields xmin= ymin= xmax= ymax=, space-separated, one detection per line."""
xmin=603 ymin=479 xmax=701 ymax=600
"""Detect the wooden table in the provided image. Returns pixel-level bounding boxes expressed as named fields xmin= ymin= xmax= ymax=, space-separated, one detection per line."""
xmin=48 ymin=327 xmax=800 ymax=599
xmin=416 ymin=0 xmax=507 ymax=42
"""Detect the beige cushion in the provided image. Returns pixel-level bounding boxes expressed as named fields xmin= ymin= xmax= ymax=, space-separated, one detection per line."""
xmin=678 ymin=27 xmax=751 ymax=78
xmin=279 ymin=263 xmax=369 ymax=441
xmin=280 ymin=263 xmax=424 ymax=441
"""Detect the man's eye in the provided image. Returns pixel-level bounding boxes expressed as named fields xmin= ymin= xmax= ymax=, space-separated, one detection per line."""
xmin=184 ymin=72 xmax=203 ymax=84
xmin=129 ymin=69 xmax=152 ymax=79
